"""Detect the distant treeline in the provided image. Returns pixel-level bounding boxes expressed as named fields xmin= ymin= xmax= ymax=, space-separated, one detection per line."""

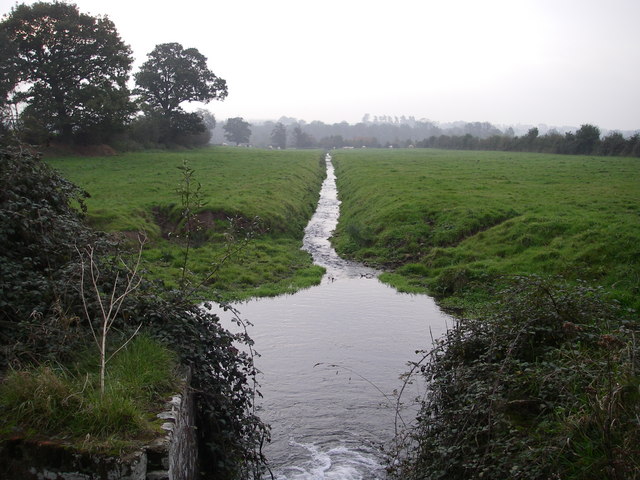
xmin=211 ymin=117 xmax=504 ymax=149
xmin=416 ymin=125 xmax=640 ymax=157
xmin=212 ymin=118 xmax=640 ymax=157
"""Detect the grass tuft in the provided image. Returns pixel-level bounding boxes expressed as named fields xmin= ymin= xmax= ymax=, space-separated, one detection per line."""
xmin=0 ymin=335 xmax=179 ymax=450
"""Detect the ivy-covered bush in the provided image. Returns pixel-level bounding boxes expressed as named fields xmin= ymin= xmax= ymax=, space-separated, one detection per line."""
xmin=0 ymin=145 xmax=96 ymax=365
xmin=396 ymin=276 xmax=640 ymax=480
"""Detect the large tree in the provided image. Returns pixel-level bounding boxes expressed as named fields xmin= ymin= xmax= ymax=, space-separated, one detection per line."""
xmin=574 ymin=123 xmax=601 ymax=155
xmin=0 ymin=2 xmax=134 ymax=143
xmin=134 ymin=43 xmax=227 ymax=117
xmin=223 ymin=117 xmax=251 ymax=145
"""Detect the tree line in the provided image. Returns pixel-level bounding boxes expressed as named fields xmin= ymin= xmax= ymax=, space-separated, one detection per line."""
xmin=416 ymin=124 xmax=640 ymax=157
xmin=211 ymin=117 xmax=504 ymax=149
xmin=213 ymin=118 xmax=640 ymax=157
xmin=0 ymin=1 xmax=226 ymax=148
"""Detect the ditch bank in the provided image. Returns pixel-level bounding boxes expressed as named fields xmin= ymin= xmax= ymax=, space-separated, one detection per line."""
xmin=0 ymin=370 xmax=197 ymax=480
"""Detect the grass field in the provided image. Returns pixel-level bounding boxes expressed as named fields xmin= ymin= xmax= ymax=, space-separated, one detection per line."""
xmin=48 ymin=147 xmax=326 ymax=300
xmin=331 ymin=148 xmax=640 ymax=310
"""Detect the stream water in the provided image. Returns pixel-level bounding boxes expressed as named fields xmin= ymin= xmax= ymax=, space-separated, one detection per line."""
xmin=213 ymin=154 xmax=451 ymax=479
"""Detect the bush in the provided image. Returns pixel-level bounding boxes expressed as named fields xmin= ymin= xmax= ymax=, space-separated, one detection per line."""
xmin=0 ymin=145 xmax=96 ymax=367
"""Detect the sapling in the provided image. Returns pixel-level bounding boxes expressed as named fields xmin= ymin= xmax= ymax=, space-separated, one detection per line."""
xmin=176 ymin=159 xmax=206 ymax=289
xmin=77 ymin=236 xmax=145 ymax=395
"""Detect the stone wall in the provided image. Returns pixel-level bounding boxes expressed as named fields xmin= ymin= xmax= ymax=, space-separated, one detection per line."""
xmin=0 ymin=369 xmax=198 ymax=480
xmin=147 ymin=368 xmax=198 ymax=480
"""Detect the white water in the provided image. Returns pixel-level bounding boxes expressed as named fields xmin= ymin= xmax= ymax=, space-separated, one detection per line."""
xmin=213 ymin=154 xmax=450 ymax=478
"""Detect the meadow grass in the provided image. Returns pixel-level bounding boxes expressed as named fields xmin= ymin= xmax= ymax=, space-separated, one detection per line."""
xmin=0 ymin=335 xmax=179 ymax=452
xmin=331 ymin=148 xmax=640 ymax=310
xmin=48 ymin=147 xmax=326 ymax=301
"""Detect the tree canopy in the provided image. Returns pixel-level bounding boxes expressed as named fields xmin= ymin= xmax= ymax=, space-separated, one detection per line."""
xmin=134 ymin=42 xmax=227 ymax=117
xmin=132 ymin=42 xmax=226 ymax=146
xmin=0 ymin=1 xmax=134 ymax=143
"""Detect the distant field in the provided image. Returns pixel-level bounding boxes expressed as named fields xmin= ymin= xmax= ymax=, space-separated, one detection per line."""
xmin=48 ymin=147 xmax=326 ymax=300
xmin=331 ymin=148 xmax=640 ymax=310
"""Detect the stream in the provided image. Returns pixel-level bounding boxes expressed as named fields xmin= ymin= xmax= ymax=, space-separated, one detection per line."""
xmin=213 ymin=154 xmax=451 ymax=479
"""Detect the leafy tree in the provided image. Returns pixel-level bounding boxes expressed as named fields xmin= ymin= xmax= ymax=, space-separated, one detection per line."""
xmin=135 ymin=42 xmax=227 ymax=117
xmin=223 ymin=117 xmax=252 ymax=145
xmin=0 ymin=2 xmax=134 ymax=144
xmin=134 ymin=43 xmax=226 ymax=146
xmin=625 ymin=133 xmax=640 ymax=157
xmin=319 ymin=135 xmax=344 ymax=149
xmin=128 ymin=110 xmax=211 ymax=148
xmin=270 ymin=122 xmax=287 ymax=149
xmin=600 ymin=131 xmax=626 ymax=156
xmin=574 ymin=123 xmax=601 ymax=154
xmin=0 ymin=38 xmax=16 ymax=140
xmin=197 ymin=108 xmax=217 ymax=131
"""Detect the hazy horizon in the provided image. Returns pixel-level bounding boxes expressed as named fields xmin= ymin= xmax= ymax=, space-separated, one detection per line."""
xmin=2 ymin=0 xmax=639 ymax=132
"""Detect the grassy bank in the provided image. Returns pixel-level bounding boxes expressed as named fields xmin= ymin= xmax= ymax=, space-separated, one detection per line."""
xmin=48 ymin=147 xmax=326 ymax=300
xmin=331 ymin=148 xmax=640 ymax=311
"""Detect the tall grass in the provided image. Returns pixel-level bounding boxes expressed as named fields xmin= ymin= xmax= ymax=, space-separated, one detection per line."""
xmin=331 ymin=148 xmax=640 ymax=310
xmin=0 ymin=335 xmax=179 ymax=451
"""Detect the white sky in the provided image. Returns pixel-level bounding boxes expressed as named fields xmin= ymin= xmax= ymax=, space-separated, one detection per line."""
xmin=2 ymin=0 xmax=639 ymax=131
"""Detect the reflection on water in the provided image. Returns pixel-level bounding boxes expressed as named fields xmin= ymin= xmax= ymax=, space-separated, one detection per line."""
xmin=213 ymin=154 xmax=450 ymax=479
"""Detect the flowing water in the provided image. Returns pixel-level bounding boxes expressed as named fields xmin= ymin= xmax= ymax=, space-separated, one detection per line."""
xmin=212 ymin=154 xmax=451 ymax=479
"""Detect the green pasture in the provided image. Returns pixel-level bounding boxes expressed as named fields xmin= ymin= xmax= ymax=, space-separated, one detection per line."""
xmin=48 ymin=147 xmax=326 ymax=300
xmin=331 ymin=148 xmax=640 ymax=310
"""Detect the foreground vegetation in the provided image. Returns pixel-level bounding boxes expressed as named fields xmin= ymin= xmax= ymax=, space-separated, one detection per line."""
xmin=48 ymin=146 xmax=326 ymax=300
xmin=331 ymin=148 xmax=640 ymax=479
xmin=332 ymin=148 xmax=640 ymax=311
xmin=395 ymin=276 xmax=639 ymax=480
xmin=0 ymin=145 xmax=275 ymax=478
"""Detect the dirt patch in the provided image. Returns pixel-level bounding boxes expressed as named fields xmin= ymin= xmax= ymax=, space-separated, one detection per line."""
xmin=42 ymin=143 xmax=118 ymax=157
xmin=152 ymin=206 xmax=178 ymax=240
xmin=151 ymin=207 xmax=235 ymax=241
xmin=195 ymin=210 xmax=229 ymax=230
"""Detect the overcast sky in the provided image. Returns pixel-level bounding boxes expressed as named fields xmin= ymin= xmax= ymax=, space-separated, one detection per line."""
xmin=2 ymin=0 xmax=639 ymax=131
